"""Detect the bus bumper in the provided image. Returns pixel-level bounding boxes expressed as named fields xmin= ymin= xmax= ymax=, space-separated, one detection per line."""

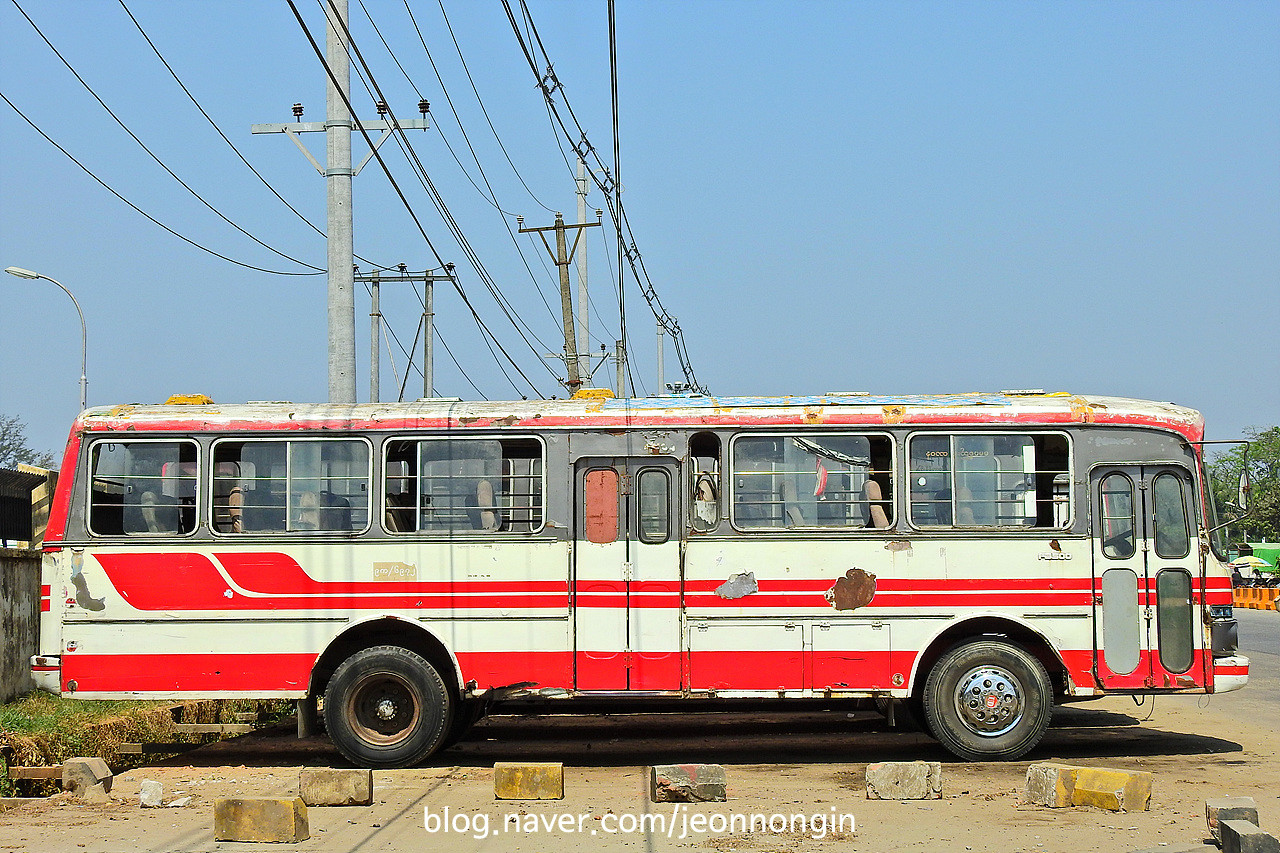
xmin=1212 ymin=655 xmax=1249 ymax=693
xmin=30 ymin=655 xmax=60 ymax=695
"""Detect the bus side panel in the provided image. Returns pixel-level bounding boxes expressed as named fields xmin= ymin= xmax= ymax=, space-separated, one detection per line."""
xmin=58 ymin=540 xmax=573 ymax=698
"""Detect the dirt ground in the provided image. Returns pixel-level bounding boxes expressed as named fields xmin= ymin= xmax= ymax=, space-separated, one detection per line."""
xmin=2 ymin=611 xmax=1276 ymax=853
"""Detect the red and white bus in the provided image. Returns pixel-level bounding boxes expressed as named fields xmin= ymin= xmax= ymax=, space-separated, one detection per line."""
xmin=31 ymin=391 xmax=1247 ymax=766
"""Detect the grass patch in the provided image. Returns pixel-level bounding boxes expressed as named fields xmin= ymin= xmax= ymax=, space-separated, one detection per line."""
xmin=0 ymin=693 xmax=291 ymax=796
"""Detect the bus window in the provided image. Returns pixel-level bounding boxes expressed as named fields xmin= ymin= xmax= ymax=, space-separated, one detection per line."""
xmin=89 ymin=440 xmax=197 ymax=536
xmin=637 ymin=469 xmax=670 ymax=544
xmin=731 ymin=433 xmax=893 ymax=530
xmin=383 ymin=437 xmax=543 ymax=534
xmin=1099 ymin=473 xmax=1135 ymax=559
xmin=213 ymin=439 xmax=370 ymax=534
xmin=1152 ymin=472 xmax=1190 ymax=559
xmin=689 ymin=431 xmax=720 ymax=532
xmin=909 ymin=433 xmax=1069 ymax=529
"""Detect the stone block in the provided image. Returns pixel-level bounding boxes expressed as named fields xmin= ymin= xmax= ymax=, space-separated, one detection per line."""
xmin=1025 ymin=763 xmax=1079 ymax=808
xmin=1208 ymin=797 xmax=1261 ymax=843
xmin=139 ymin=780 xmax=163 ymax=808
xmin=300 ymin=767 xmax=373 ymax=806
xmin=214 ymin=797 xmax=309 ymax=843
xmin=81 ymin=782 xmax=112 ymax=804
xmin=1071 ymin=767 xmax=1152 ymax=812
xmin=494 ymin=763 xmax=564 ymax=800
xmin=1222 ymin=819 xmax=1280 ymax=853
xmin=62 ymin=758 xmax=112 ymax=797
xmin=865 ymin=761 xmax=942 ymax=800
xmin=649 ymin=764 xmax=728 ymax=803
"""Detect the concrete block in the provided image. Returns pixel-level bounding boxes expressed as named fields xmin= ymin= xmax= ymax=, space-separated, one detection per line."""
xmin=214 ymin=797 xmax=309 ymax=843
xmin=494 ymin=763 xmax=564 ymax=800
xmin=1222 ymin=819 xmax=1280 ymax=853
xmin=1208 ymin=797 xmax=1261 ymax=842
xmin=81 ymin=782 xmax=112 ymax=805
xmin=62 ymin=758 xmax=112 ymax=797
xmin=1025 ymin=763 xmax=1079 ymax=808
xmin=865 ymin=761 xmax=942 ymax=800
xmin=139 ymin=780 xmax=163 ymax=808
xmin=649 ymin=764 xmax=728 ymax=803
xmin=300 ymin=767 xmax=372 ymax=806
xmin=1071 ymin=766 xmax=1152 ymax=812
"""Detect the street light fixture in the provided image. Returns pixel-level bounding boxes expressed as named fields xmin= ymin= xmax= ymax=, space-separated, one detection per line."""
xmin=5 ymin=266 xmax=88 ymax=411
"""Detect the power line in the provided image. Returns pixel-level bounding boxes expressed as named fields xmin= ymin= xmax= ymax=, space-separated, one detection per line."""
xmin=315 ymin=0 xmax=561 ymax=395
xmin=501 ymin=0 xmax=706 ymax=393
xmin=429 ymin=0 xmax=556 ymax=215
xmin=357 ymin=0 xmax=563 ymax=336
xmin=11 ymin=0 xmax=323 ymax=273
xmin=289 ymin=0 xmax=545 ymax=398
xmin=1 ymin=89 xmax=322 ymax=276
xmin=118 ymin=0 xmax=392 ymax=270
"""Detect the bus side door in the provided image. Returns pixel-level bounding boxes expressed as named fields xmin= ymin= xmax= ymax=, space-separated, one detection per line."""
xmin=573 ymin=457 xmax=682 ymax=691
xmin=1090 ymin=465 xmax=1205 ymax=690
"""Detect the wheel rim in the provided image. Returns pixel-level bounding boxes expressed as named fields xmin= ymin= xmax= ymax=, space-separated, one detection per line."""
xmin=346 ymin=671 xmax=422 ymax=746
xmin=952 ymin=664 xmax=1025 ymax=738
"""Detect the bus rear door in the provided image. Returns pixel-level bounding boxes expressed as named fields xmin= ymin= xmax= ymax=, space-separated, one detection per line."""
xmin=1091 ymin=465 xmax=1205 ymax=690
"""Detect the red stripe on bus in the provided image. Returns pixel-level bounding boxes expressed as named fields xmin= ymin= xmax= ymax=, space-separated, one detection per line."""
xmin=62 ymin=653 xmax=316 ymax=693
xmin=95 ymin=553 xmax=569 ymax=611
xmin=455 ymin=650 xmax=573 ymax=690
xmin=215 ymin=552 xmax=568 ymax=596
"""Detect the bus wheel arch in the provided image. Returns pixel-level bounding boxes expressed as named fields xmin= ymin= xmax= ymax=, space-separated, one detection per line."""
xmin=310 ymin=617 xmax=465 ymax=768
xmin=309 ymin=615 xmax=463 ymax=703
xmin=909 ymin=617 xmax=1067 ymax=760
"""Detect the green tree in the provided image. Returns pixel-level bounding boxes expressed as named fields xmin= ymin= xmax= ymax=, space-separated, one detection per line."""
xmin=0 ymin=413 xmax=55 ymax=469
xmin=1209 ymin=426 xmax=1280 ymax=544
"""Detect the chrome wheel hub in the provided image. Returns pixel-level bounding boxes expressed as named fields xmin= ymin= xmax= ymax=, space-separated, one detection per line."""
xmin=954 ymin=665 xmax=1024 ymax=737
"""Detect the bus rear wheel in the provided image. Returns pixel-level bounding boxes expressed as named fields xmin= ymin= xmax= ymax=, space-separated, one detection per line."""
xmin=323 ymin=645 xmax=452 ymax=769
xmin=923 ymin=639 xmax=1052 ymax=761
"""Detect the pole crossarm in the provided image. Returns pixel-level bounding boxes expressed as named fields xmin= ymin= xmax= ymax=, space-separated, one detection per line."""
xmin=253 ymin=119 xmax=429 ymax=177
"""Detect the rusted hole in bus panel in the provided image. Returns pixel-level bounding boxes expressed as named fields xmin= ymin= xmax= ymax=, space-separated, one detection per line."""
xmin=583 ymin=468 xmax=620 ymax=544
xmin=825 ymin=568 xmax=877 ymax=610
xmin=715 ymin=571 xmax=758 ymax=599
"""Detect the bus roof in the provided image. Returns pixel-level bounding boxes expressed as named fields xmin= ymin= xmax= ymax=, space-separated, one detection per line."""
xmin=71 ymin=391 xmax=1206 ymax=443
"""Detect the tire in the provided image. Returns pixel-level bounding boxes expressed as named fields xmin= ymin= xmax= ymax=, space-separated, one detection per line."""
xmin=323 ymin=645 xmax=453 ymax=769
xmin=923 ymin=639 xmax=1052 ymax=762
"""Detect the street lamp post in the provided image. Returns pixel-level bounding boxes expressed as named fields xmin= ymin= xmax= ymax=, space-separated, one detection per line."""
xmin=5 ymin=266 xmax=88 ymax=411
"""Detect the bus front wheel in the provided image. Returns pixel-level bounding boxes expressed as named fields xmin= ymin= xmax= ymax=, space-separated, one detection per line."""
xmin=323 ymin=645 xmax=452 ymax=769
xmin=923 ymin=639 xmax=1052 ymax=761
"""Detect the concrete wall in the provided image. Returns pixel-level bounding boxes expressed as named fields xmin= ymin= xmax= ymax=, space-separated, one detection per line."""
xmin=1 ymin=548 xmax=40 ymax=704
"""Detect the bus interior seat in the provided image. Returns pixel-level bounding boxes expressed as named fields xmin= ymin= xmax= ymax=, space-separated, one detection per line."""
xmin=864 ymin=480 xmax=891 ymax=528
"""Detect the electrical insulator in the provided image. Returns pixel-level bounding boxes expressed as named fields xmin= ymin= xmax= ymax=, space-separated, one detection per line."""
xmin=292 ymin=103 xmax=304 ymax=118
xmin=376 ymin=100 xmax=388 ymax=117
xmin=418 ymin=99 xmax=430 ymax=116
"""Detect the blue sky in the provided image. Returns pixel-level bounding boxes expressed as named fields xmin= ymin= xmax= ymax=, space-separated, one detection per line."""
xmin=2 ymin=0 xmax=1277 ymax=456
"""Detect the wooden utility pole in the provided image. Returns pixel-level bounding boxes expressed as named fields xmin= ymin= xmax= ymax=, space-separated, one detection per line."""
xmin=519 ymin=212 xmax=601 ymax=393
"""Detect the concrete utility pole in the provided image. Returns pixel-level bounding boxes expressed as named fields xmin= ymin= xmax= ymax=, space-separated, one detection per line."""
xmin=519 ymin=212 xmax=601 ymax=394
xmin=356 ymin=267 xmax=456 ymax=402
xmin=251 ymin=0 xmax=427 ymax=404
